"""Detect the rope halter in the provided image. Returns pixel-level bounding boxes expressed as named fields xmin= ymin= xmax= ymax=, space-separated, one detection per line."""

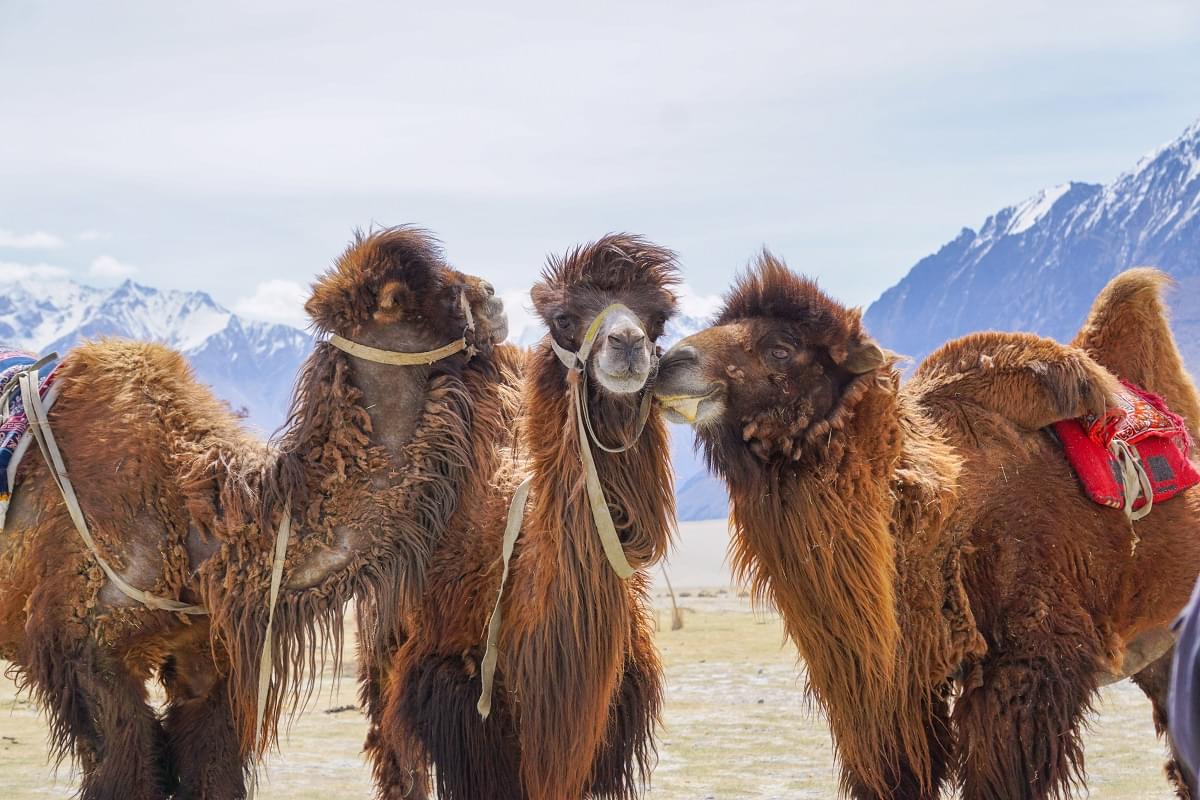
xmin=549 ymin=302 xmax=656 ymax=454
xmin=328 ymin=290 xmax=478 ymax=366
xmin=477 ymin=302 xmax=658 ymax=719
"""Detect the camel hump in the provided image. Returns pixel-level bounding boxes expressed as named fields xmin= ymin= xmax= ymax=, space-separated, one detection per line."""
xmin=913 ymin=330 xmax=1121 ymax=432
xmin=1073 ymin=268 xmax=1200 ymax=439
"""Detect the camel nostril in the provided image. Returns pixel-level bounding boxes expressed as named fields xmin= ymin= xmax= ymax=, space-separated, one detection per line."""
xmin=608 ymin=330 xmax=646 ymax=351
xmin=481 ymin=281 xmax=495 ymax=298
xmin=661 ymin=345 xmax=699 ymax=370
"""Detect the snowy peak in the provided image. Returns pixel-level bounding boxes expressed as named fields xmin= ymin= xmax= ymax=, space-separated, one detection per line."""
xmin=865 ymin=116 xmax=1200 ymax=373
xmin=0 ymin=275 xmax=311 ymax=430
xmin=87 ymin=280 xmax=233 ymax=351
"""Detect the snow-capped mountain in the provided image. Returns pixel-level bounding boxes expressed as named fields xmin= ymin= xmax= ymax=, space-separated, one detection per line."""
xmin=0 ymin=273 xmax=731 ymax=518
xmin=865 ymin=118 xmax=1200 ymax=369
xmin=0 ymin=278 xmax=311 ymax=432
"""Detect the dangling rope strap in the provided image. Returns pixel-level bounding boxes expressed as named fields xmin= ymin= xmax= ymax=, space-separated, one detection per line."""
xmin=247 ymin=500 xmax=292 ymax=800
xmin=17 ymin=362 xmax=293 ymax=787
xmin=328 ymin=291 xmax=477 ymax=366
xmin=477 ymin=303 xmax=653 ymax=718
xmin=476 ymin=476 xmax=531 ymax=719
xmin=547 ymin=302 xmax=652 ymax=577
xmin=1111 ymin=438 xmax=1154 ymax=554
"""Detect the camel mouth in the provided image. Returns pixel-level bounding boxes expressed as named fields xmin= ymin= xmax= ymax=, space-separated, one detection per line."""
xmin=593 ymin=363 xmax=653 ymax=395
xmin=482 ymin=296 xmax=508 ymax=344
xmin=657 ymin=388 xmax=724 ymax=426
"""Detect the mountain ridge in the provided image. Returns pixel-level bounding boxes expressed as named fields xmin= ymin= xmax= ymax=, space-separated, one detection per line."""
xmin=0 ymin=276 xmax=311 ymax=432
xmin=865 ymin=118 xmax=1200 ymax=369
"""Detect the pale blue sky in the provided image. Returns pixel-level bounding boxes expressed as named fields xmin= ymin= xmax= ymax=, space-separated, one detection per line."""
xmin=1 ymin=0 xmax=1198 ymax=330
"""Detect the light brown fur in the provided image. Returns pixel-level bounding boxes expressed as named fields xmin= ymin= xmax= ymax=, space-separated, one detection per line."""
xmin=0 ymin=226 xmax=504 ymax=800
xmin=370 ymin=234 xmax=679 ymax=800
xmin=656 ymin=258 xmax=1200 ymax=799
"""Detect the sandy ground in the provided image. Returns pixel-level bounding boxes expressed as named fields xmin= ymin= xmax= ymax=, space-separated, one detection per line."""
xmin=0 ymin=519 xmax=1179 ymax=798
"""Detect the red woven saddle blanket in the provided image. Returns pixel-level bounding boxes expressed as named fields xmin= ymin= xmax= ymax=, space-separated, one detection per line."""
xmin=1053 ymin=381 xmax=1200 ymax=519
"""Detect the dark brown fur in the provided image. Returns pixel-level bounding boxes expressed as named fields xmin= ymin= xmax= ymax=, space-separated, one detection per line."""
xmin=657 ymin=256 xmax=1200 ymax=799
xmin=370 ymin=234 xmax=677 ymax=800
xmin=0 ymin=226 xmax=503 ymax=799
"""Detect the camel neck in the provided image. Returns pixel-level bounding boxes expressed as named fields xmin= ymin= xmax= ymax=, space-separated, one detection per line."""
xmin=522 ymin=348 xmax=675 ymax=570
xmin=721 ymin=377 xmax=906 ymax=771
xmin=263 ymin=345 xmax=474 ymax=591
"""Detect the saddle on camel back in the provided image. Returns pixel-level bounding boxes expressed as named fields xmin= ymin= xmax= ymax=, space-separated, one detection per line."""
xmin=1053 ymin=379 xmax=1200 ymax=530
xmin=0 ymin=348 xmax=62 ymax=528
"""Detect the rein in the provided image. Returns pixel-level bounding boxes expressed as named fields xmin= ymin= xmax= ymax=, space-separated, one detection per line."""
xmin=477 ymin=302 xmax=655 ymax=719
xmin=12 ymin=290 xmax=482 ymax=786
xmin=327 ymin=291 xmax=477 ymax=365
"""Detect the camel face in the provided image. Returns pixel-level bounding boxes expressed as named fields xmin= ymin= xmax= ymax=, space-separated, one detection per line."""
xmin=589 ymin=302 xmax=657 ymax=394
xmin=531 ymin=233 xmax=678 ymax=397
xmin=656 ymin=252 xmax=884 ymax=464
xmin=305 ymin=225 xmax=504 ymax=356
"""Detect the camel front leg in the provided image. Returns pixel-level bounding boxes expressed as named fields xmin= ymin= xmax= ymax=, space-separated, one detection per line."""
xmin=841 ymin=681 xmax=954 ymax=800
xmin=390 ymin=649 xmax=522 ymax=800
xmin=160 ymin=646 xmax=247 ymax=800
xmin=18 ymin=591 xmax=171 ymax=800
xmin=953 ymin=644 xmax=1096 ymax=800
xmin=1132 ymin=648 xmax=1195 ymax=799
xmin=512 ymin=614 xmax=626 ymax=800
xmin=360 ymin=647 xmax=431 ymax=800
xmin=587 ymin=595 xmax=663 ymax=800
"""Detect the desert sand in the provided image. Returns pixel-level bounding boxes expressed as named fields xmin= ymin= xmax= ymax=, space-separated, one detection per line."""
xmin=0 ymin=519 xmax=1176 ymax=798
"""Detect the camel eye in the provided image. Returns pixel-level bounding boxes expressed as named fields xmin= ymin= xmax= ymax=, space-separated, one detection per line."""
xmin=770 ymin=347 xmax=790 ymax=361
xmin=553 ymin=313 xmax=574 ymax=332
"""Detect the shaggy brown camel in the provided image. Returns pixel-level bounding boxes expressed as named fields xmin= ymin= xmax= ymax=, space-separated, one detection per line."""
xmin=0 ymin=227 xmax=506 ymax=800
xmin=654 ymin=257 xmax=1200 ymax=800
xmin=363 ymin=234 xmax=679 ymax=800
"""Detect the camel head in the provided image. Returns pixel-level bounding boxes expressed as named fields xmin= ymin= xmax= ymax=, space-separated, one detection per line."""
xmin=532 ymin=233 xmax=678 ymax=395
xmin=306 ymin=225 xmax=507 ymax=357
xmin=655 ymin=251 xmax=888 ymax=468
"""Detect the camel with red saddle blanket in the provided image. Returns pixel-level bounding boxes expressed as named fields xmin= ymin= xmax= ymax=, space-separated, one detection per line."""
xmin=655 ymin=264 xmax=1200 ymax=800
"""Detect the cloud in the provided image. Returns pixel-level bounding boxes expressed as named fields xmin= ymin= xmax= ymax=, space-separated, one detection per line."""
xmin=498 ymin=288 xmax=544 ymax=345
xmin=675 ymin=284 xmax=723 ymax=321
xmin=0 ymin=261 xmax=71 ymax=282
xmin=233 ymin=279 xmax=309 ymax=329
xmin=0 ymin=229 xmax=64 ymax=249
xmin=89 ymin=255 xmax=138 ymax=279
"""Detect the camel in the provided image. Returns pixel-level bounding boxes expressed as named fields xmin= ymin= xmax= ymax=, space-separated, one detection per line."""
xmin=362 ymin=234 xmax=679 ymax=800
xmin=654 ymin=256 xmax=1200 ymax=800
xmin=0 ymin=226 xmax=507 ymax=800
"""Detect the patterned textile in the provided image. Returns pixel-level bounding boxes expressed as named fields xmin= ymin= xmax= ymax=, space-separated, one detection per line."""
xmin=1053 ymin=380 xmax=1200 ymax=514
xmin=0 ymin=349 xmax=61 ymax=527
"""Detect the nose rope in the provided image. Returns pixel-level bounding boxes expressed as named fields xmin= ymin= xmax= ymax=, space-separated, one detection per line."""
xmin=477 ymin=302 xmax=655 ymax=719
xmin=328 ymin=291 xmax=478 ymax=365
xmin=548 ymin=303 xmax=656 ymax=454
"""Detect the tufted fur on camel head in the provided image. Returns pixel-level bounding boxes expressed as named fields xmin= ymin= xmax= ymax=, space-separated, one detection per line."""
xmin=305 ymin=225 xmax=507 ymax=355
xmin=655 ymin=250 xmax=888 ymax=475
xmin=531 ymin=233 xmax=679 ymax=395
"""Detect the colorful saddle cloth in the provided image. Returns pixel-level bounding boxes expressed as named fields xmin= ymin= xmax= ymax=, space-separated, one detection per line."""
xmin=1053 ymin=380 xmax=1200 ymax=520
xmin=0 ymin=349 xmax=62 ymax=528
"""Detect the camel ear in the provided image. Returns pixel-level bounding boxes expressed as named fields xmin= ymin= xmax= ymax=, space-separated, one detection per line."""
xmin=843 ymin=338 xmax=886 ymax=374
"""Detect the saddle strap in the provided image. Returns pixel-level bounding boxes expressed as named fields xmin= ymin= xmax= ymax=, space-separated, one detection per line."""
xmin=17 ymin=369 xmax=209 ymax=615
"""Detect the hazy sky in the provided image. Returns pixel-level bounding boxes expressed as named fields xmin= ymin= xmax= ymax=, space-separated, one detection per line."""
xmin=2 ymin=1 xmax=1198 ymax=331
